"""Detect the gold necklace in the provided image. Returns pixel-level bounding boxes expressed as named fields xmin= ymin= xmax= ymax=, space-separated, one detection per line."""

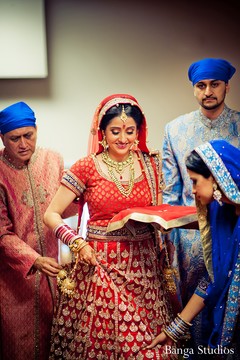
xmin=101 ymin=151 xmax=134 ymax=177
xmin=102 ymin=150 xmax=135 ymax=197
xmin=3 ymin=149 xmax=27 ymax=169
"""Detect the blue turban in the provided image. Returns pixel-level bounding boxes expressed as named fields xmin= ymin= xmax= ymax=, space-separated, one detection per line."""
xmin=188 ymin=58 xmax=236 ymax=85
xmin=0 ymin=101 xmax=36 ymax=135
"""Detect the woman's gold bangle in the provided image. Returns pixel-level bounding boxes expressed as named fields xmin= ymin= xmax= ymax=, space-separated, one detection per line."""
xmin=69 ymin=237 xmax=87 ymax=252
xmin=177 ymin=313 xmax=193 ymax=327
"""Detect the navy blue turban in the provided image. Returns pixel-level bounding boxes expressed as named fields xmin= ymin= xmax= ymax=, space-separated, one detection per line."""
xmin=188 ymin=58 xmax=236 ymax=86
xmin=0 ymin=101 xmax=36 ymax=134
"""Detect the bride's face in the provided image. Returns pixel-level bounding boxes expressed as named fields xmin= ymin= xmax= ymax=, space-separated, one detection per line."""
xmin=104 ymin=116 xmax=138 ymax=161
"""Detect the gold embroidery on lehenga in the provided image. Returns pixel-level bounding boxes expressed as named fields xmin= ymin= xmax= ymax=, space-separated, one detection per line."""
xmin=108 ymin=320 xmax=114 ymax=329
xmin=126 ymin=333 xmax=134 ymax=342
xmin=127 ymin=303 xmax=135 ymax=312
xmin=94 ymin=318 xmax=101 ymax=327
xmin=139 ymin=322 xmax=147 ymax=332
xmin=108 ymin=300 xmax=115 ymax=310
xmin=132 ymin=259 xmax=139 ymax=267
xmin=97 ymin=329 xmax=104 ymax=339
xmin=119 ymin=323 xmax=128 ymax=332
xmin=133 ymin=313 xmax=141 ymax=322
xmin=50 ymin=221 xmax=174 ymax=359
xmin=89 ymin=349 xmax=96 ymax=358
xmin=122 ymin=343 xmax=130 ymax=353
xmin=126 ymin=283 xmax=135 ymax=291
xmin=118 ymin=334 xmax=125 ymax=342
xmin=123 ymin=311 xmax=132 ymax=322
xmin=95 ymin=298 xmax=103 ymax=307
xmin=119 ymin=302 xmax=127 ymax=312
xmin=134 ymin=287 xmax=142 ymax=295
xmin=109 ymin=249 xmax=117 ymax=258
xmin=136 ymin=333 xmax=144 ymax=341
xmin=119 ymin=261 xmax=127 ymax=270
xmin=105 ymin=288 xmax=112 ymax=298
xmin=130 ymin=323 xmax=138 ymax=332
xmin=121 ymin=249 xmax=129 ymax=258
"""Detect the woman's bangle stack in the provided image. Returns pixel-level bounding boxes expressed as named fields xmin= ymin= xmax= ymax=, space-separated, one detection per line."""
xmin=163 ymin=313 xmax=192 ymax=343
xmin=53 ymin=223 xmax=88 ymax=252
xmin=69 ymin=238 xmax=88 ymax=252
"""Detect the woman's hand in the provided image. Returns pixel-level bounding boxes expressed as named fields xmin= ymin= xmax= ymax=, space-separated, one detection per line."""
xmin=143 ymin=331 xmax=174 ymax=350
xmin=78 ymin=244 xmax=97 ymax=266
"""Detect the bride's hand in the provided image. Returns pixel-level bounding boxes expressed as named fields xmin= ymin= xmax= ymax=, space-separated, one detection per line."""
xmin=78 ymin=245 xmax=97 ymax=266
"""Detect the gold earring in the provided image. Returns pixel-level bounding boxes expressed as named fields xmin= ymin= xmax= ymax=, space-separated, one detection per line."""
xmin=213 ymin=183 xmax=223 ymax=206
xmin=131 ymin=139 xmax=139 ymax=150
xmin=99 ymin=135 xmax=108 ymax=151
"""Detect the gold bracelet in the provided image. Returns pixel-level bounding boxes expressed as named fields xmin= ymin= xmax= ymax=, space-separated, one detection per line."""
xmin=177 ymin=313 xmax=193 ymax=327
xmin=163 ymin=328 xmax=178 ymax=343
xmin=77 ymin=241 xmax=89 ymax=252
xmin=69 ymin=237 xmax=85 ymax=252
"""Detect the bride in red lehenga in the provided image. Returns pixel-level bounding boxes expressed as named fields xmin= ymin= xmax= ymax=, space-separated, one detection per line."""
xmin=44 ymin=94 xmax=178 ymax=359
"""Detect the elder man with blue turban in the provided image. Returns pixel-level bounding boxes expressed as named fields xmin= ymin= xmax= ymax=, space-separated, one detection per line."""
xmin=161 ymin=58 xmax=240 ymax=357
xmin=0 ymin=101 xmax=76 ymax=360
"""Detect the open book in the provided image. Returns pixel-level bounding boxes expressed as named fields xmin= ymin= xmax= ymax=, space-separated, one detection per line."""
xmin=106 ymin=204 xmax=197 ymax=233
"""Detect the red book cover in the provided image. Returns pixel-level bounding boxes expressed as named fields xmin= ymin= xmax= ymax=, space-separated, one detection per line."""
xmin=106 ymin=204 xmax=197 ymax=232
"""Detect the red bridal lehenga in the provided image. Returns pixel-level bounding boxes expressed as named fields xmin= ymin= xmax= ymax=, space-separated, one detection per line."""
xmin=49 ymin=153 xmax=177 ymax=360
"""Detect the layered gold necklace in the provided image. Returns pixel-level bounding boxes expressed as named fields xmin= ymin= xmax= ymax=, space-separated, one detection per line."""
xmin=102 ymin=150 xmax=135 ymax=197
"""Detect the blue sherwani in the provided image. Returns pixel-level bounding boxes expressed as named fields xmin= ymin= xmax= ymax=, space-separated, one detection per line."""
xmin=162 ymin=105 xmax=240 ymax=303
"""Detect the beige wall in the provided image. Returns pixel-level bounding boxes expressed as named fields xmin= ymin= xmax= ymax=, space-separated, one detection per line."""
xmin=0 ymin=0 xmax=239 ymax=166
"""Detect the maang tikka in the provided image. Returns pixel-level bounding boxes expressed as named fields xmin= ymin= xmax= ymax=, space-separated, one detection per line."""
xmin=120 ymin=105 xmax=128 ymax=123
xmin=213 ymin=183 xmax=223 ymax=206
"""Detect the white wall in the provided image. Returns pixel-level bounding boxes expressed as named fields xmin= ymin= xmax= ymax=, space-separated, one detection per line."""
xmin=0 ymin=0 xmax=47 ymax=78
xmin=0 ymin=0 xmax=239 ymax=166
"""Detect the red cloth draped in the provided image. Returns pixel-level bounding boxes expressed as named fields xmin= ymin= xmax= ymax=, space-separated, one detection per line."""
xmin=107 ymin=204 xmax=197 ymax=233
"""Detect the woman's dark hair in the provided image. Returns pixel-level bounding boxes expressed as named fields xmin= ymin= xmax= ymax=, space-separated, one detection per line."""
xmin=185 ymin=150 xmax=211 ymax=178
xmin=99 ymin=104 xmax=143 ymax=131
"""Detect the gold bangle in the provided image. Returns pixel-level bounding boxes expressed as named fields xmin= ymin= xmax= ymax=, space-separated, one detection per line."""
xmin=177 ymin=313 xmax=193 ymax=327
xmin=163 ymin=328 xmax=178 ymax=343
xmin=77 ymin=241 xmax=89 ymax=252
xmin=69 ymin=234 xmax=83 ymax=245
xmin=69 ymin=237 xmax=85 ymax=252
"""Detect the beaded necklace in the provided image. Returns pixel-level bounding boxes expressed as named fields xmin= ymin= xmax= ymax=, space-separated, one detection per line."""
xmin=3 ymin=149 xmax=28 ymax=169
xmin=101 ymin=150 xmax=135 ymax=197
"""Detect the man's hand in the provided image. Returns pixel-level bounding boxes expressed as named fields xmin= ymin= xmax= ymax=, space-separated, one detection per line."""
xmin=33 ymin=256 xmax=62 ymax=277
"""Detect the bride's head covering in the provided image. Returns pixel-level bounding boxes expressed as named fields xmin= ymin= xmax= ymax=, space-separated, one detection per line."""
xmin=195 ymin=139 xmax=240 ymax=204
xmin=88 ymin=94 xmax=149 ymax=155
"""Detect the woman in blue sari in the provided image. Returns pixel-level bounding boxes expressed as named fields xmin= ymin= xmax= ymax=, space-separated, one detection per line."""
xmin=146 ymin=139 xmax=240 ymax=358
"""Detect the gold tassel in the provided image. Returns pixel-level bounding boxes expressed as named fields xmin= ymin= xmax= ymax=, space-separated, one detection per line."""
xmin=163 ymin=244 xmax=179 ymax=294
xmin=57 ymin=258 xmax=78 ymax=297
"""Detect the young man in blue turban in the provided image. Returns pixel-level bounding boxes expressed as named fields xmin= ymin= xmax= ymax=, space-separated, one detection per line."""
xmin=161 ymin=58 xmax=240 ymax=357
xmin=0 ymin=101 xmax=76 ymax=360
